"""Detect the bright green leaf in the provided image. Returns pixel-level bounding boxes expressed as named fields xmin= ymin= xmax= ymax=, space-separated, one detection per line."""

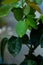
xmin=16 ymin=20 xmax=27 ymax=37
xmin=0 ymin=5 xmax=12 ymax=17
xmin=8 ymin=36 xmax=22 ymax=56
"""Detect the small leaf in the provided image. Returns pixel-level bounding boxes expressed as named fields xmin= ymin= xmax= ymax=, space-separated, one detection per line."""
xmin=26 ymin=16 xmax=38 ymax=29
xmin=40 ymin=34 xmax=43 ymax=48
xmin=2 ymin=0 xmax=18 ymax=4
xmin=12 ymin=8 xmax=23 ymax=21
xmin=1 ymin=38 xmax=8 ymax=61
xmin=8 ymin=36 xmax=22 ymax=56
xmin=0 ymin=5 xmax=12 ymax=17
xmin=24 ymin=5 xmax=30 ymax=15
xmin=16 ymin=20 xmax=28 ymax=37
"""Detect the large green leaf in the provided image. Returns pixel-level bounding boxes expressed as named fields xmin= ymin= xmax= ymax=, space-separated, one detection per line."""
xmin=0 ymin=5 xmax=12 ymax=17
xmin=20 ymin=59 xmax=37 ymax=65
xmin=8 ymin=36 xmax=22 ymax=56
xmin=24 ymin=5 xmax=30 ymax=15
xmin=16 ymin=20 xmax=28 ymax=37
xmin=40 ymin=34 xmax=43 ymax=48
xmin=12 ymin=8 xmax=23 ymax=21
xmin=16 ymin=21 xmax=27 ymax=37
xmin=2 ymin=0 xmax=18 ymax=4
xmin=1 ymin=38 xmax=8 ymax=61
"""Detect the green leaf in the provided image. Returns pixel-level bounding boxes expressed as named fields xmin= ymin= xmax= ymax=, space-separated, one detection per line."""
xmin=16 ymin=20 xmax=28 ymax=37
xmin=12 ymin=8 xmax=23 ymax=21
xmin=20 ymin=60 xmax=37 ymax=65
xmin=35 ymin=0 xmax=42 ymax=5
xmin=1 ymin=38 xmax=8 ymax=61
xmin=26 ymin=16 xmax=38 ymax=29
xmin=40 ymin=34 xmax=43 ymax=48
xmin=0 ymin=5 xmax=12 ymax=17
xmin=2 ymin=0 xmax=18 ymax=4
xmin=24 ymin=5 xmax=30 ymax=15
xmin=8 ymin=36 xmax=22 ymax=56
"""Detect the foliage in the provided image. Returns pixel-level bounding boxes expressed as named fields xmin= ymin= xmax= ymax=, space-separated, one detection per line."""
xmin=0 ymin=0 xmax=43 ymax=65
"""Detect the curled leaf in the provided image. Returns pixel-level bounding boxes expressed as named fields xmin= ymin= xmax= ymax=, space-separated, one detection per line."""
xmin=1 ymin=38 xmax=8 ymax=62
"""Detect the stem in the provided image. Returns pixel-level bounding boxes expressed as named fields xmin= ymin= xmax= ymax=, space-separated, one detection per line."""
xmin=29 ymin=45 xmax=33 ymax=56
xmin=26 ymin=44 xmax=34 ymax=56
